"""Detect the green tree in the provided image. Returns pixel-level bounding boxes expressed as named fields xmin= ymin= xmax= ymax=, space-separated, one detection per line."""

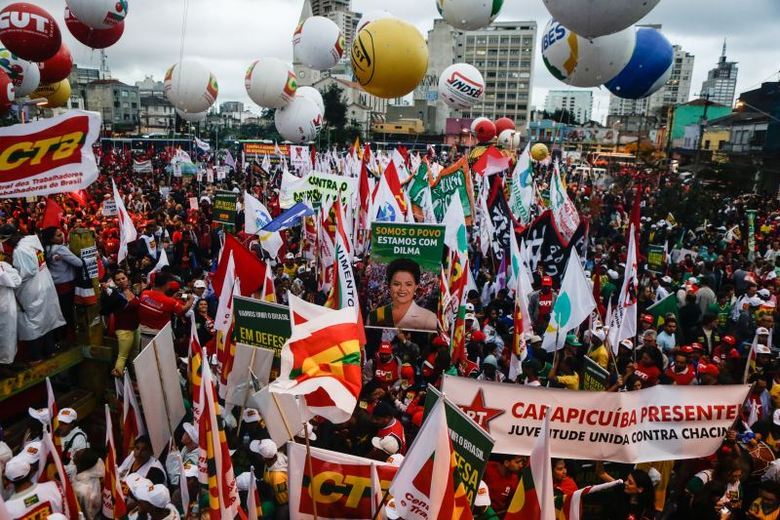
xmin=321 ymin=83 xmax=362 ymax=145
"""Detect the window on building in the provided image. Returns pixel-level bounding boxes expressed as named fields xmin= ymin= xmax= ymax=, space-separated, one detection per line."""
xmin=121 ymin=90 xmax=128 ymax=97
xmin=114 ymin=101 xmax=120 ymax=108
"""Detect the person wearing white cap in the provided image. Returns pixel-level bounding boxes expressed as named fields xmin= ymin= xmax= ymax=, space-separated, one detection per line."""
xmin=166 ymin=422 xmax=199 ymax=487
xmin=370 ymin=435 xmax=401 ymax=458
xmin=587 ymin=326 xmax=610 ymax=370
xmin=136 ymin=482 xmax=180 ymax=519
xmin=251 ymin=439 xmax=289 ymax=516
xmin=4 ymin=457 xmax=65 ymax=518
xmin=55 ymin=408 xmax=89 ymax=465
xmin=473 ymin=480 xmax=499 ymax=519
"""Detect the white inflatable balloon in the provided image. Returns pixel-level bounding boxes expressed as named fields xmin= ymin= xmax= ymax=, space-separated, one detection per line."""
xmin=164 ymin=59 xmax=219 ymax=114
xmin=296 ymin=86 xmax=324 ymax=114
xmin=293 ymin=16 xmax=344 ymax=70
xmin=438 ymin=63 xmax=485 ymax=110
xmin=65 ymin=0 xmax=128 ymax=30
xmin=542 ymin=0 xmax=661 ymax=39
xmin=470 ymin=116 xmax=490 ymax=134
xmin=245 ymin=58 xmax=297 ymax=109
xmin=356 ymin=10 xmax=394 ymax=33
xmin=0 ymin=48 xmax=39 ymax=98
xmin=511 ymin=132 xmax=523 ymax=150
xmin=497 ymin=129 xmax=515 ymax=148
xmin=176 ymin=107 xmax=207 ymax=123
xmin=274 ymin=96 xmax=323 ymax=144
xmin=541 ymin=19 xmax=634 ymax=87
xmin=436 ymin=0 xmax=504 ymax=31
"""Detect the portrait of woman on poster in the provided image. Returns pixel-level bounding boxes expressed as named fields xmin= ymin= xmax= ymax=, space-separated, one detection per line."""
xmin=368 ymin=258 xmax=438 ymax=331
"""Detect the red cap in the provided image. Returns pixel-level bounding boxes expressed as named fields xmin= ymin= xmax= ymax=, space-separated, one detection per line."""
xmin=168 ymin=280 xmax=181 ymax=291
xmin=541 ymin=276 xmax=553 ymax=287
xmin=680 ymin=345 xmax=694 ymax=354
xmin=641 ymin=314 xmax=654 ymax=324
xmin=400 ymin=364 xmax=415 ymax=381
xmin=698 ymin=363 xmax=719 ymax=377
xmin=378 ymin=342 xmax=393 ymax=355
xmin=432 ymin=336 xmax=448 ymax=348
xmin=471 ymin=330 xmax=487 ymax=342
xmin=722 ymin=335 xmax=736 ymax=346
xmin=691 ymin=342 xmax=704 ymax=351
xmin=411 ymin=411 xmax=424 ymax=428
xmin=727 ymin=349 xmax=741 ymax=360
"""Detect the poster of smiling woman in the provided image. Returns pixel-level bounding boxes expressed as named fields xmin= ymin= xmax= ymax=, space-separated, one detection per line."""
xmin=366 ymin=222 xmax=446 ymax=332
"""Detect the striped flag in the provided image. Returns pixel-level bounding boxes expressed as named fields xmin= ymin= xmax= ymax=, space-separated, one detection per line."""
xmin=39 ymin=431 xmax=81 ymax=518
xmin=189 ymin=318 xmax=204 ymax=421
xmin=270 ymin=299 xmax=362 ymax=424
xmin=122 ymin=371 xmax=145 ymax=458
xmin=215 ymin=251 xmax=241 ymax=396
xmin=198 ymin=349 xmax=244 ymax=519
xmin=260 ymin=260 xmax=276 ymax=303
xmin=505 ymin=411 xmax=555 ymax=520
xmin=102 ymin=404 xmax=128 ymax=519
xmin=557 ymin=480 xmax=624 ymax=520
xmin=46 ymin=377 xmax=60 ymax=452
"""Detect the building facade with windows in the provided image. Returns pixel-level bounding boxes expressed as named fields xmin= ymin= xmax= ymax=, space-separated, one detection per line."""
xmin=544 ymin=90 xmax=593 ymax=124
xmin=701 ymin=41 xmax=738 ymax=108
xmin=85 ymin=79 xmax=140 ymax=133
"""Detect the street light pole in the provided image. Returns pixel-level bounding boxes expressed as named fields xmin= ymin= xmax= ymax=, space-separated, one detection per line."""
xmin=694 ymin=92 xmax=711 ymax=166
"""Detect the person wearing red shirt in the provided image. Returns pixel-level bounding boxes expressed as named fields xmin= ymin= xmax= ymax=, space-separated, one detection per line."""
xmin=138 ymin=271 xmax=195 ymax=345
xmin=665 ymin=347 xmax=697 ymax=385
xmin=483 ymin=455 xmax=523 ymax=516
xmin=633 ymin=349 xmax=663 ymax=387
xmin=372 ymin=341 xmax=400 ymax=390
xmin=553 ymin=458 xmax=578 ymax=495
xmin=371 ymin=401 xmax=406 ymax=454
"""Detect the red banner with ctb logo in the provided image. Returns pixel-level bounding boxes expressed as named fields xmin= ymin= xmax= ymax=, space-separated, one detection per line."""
xmin=0 ymin=110 xmax=101 ymax=198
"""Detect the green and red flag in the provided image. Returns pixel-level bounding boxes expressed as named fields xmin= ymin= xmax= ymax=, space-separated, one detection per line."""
xmin=270 ymin=298 xmax=362 ymax=424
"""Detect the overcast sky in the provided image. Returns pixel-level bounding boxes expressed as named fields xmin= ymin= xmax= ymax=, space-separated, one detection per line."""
xmin=39 ymin=0 xmax=780 ymax=124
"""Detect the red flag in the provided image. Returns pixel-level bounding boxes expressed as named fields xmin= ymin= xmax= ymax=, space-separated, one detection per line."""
xmin=189 ymin=318 xmax=204 ymax=420
xmin=45 ymin=377 xmax=61 ymax=453
xmin=213 ymin=233 xmax=266 ymax=298
xmin=627 ymin=183 xmax=642 ymax=245
xmin=102 ymin=405 xmax=128 ymax=519
xmin=41 ymin=198 xmax=64 ymax=229
xmin=122 ymin=371 xmax=145 ymax=458
xmin=39 ymin=432 xmax=81 ymax=518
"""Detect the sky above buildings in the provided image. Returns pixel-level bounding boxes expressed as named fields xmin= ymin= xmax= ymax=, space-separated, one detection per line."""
xmin=38 ymin=0 xmax=780 ymax=124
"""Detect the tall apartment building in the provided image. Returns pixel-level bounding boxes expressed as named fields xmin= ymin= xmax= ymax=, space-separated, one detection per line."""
xmin=422 ymin=18 xmax=537 ymax=133
xmin=544 ymin=90 xmax=593 ymax=124
xmin=701 ymin=40 xmax=738 ymax=108
xmin=609 ymin=43 xmax=695 ymax=117
xmin=85 ymin=79 xmax=140 ymax=133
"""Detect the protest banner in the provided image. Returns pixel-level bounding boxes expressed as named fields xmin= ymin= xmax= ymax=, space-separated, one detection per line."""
xmin=289 ymin=145 xmax=310 ymax=169
xmin=224 ymin=343 xmax=275 ymax=408
xmin=288 ymin=443 xmax=398 ymax=520
xmin=441 ymin=375 xmax=750 ymax=463
xmin=233 ymin=296 xmax=290 ymax=379
xmin=280 ymin=170 xmax=357 ymax=209
xmin=243 ymin=142 xmax=288 ymax=156
xmin=581 ymin=356 xmax=610 ymax=391
xmin=0 ymin=110 xmax=101 ymax=198
xmin=132 ymin=159 xmax=153 ymax=174
xmin=102 ymin=198 xmax=117 ymax=216
xmin=429 ymin=156 xmax=475 ymax=223
xmin=249 ymin=387 xmax=302 ymax=446
xmin=212 ymin=190 xmax=238 ymax=229
xmin=366 ymin=222 xmax=445 ymax=332
xmin=521 ymin=210 xmax=589 ymax=284
xmin=423 ymin=385 xmax=494 ymax=505
xmin=647 ymin=244 xmax=666 ymax=273
xmin=133 ymin=323 xmax=186 ymax=457
xmin=747 ymin=209 xmax=757 ymax=261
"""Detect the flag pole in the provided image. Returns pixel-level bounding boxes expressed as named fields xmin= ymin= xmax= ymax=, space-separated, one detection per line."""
xmin=303 ymin=421 xmax=320 ymax=520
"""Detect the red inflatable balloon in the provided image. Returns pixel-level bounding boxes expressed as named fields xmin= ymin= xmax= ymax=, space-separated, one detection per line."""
xmin=0 ymin=69 xmax=15 ymax=113
xmin=474 ymin=119 xmax=497 ymax=143
xmin=65 ymin=7 xmax=124 ymax=49
xmin=495 ymin=117 xmax=515 ymax=135
xmin=0 ymin=3 xmax=61 ymax=62
xmin=38 ymin=42 xmax=72 ymax=84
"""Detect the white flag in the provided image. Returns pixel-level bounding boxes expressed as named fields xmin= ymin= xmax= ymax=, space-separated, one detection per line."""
xmin=371 ymin=171 xmax=404 ymax=223
xmin=550 ymin=162 xmax=580 ymax=243
xmin=443 ymin=193 xmax=468 ymax=254
xmin=608 ymin=223 xmax=639 ymax=353
xmin=243 ymin=191 xmax=283 ymax=259
xmin=194 ymin=137 xmax=211 ymax=151
xmin=112 ymin=180 xmax=137 ymax=263
xmin=149 ymin=248 xmax=169 ymax=275
xmin=531 ymin=410 xmax=556 ymax=520
xmin=508 ymin=144 xmax=536 ymax=225
xmin=542 ymin=250 xmax=596 ymax=351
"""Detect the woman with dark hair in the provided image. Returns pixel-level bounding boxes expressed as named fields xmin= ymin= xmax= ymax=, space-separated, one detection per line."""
xmin=605 ymin=469 xmax=656 ymax=520
xmin=101 ymin=270 xmax=140 ymax=377
xmin=368 ymin=258 xmax=437 ymax=330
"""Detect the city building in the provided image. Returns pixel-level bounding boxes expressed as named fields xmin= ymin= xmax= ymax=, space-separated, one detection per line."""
xmin=420 ymin=18 xmax=537 ymax=134
xmin=85 ymin=79 xmax=140 ymax=133
xmin=668 ymin=99 xmax=731 ymax=149
xmin=543 ymin=90 xmax=593 ymax=124
xmin=67 ymin=65 xmax=101 ymax=110
xmin=700 ymin=40 xmax=738 ymax=108
xmin=135 ymin=75 xmax=164 ymax=96
xmin=608 ymin=43 xmax=695 ymax=117
xmin=312 ymin=76 xmax=388 ymax=135
xmin=220 ymin=101 xmax=245 ymax=118
xmin=139 ymin=94 xmax=174 ymax=135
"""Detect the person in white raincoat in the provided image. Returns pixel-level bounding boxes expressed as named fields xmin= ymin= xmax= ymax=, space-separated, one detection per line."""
xmin=0 ymin=260 xmax=21 ymax=365
xmin=0 ymin=224 xmax=65 ymax=361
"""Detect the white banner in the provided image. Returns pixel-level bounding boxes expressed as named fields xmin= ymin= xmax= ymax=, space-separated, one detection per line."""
xmin=133 ymin=323 xmax=187 ymax=457
xmin=441 ymin=375 xmax=750 ymax=463
xmin=280 ymin=170 xmax=357 ymax=209
xmin=0 ymin=110 xmax=101 ymax=198
xmin=224 ymin=343 xmax=274 ymax=408
xmin=289 ymin=145 xmax=310 ymax=170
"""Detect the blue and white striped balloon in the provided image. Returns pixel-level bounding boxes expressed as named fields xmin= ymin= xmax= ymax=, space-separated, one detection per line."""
xmin=604 ymin=27 xmax=673 ymax=100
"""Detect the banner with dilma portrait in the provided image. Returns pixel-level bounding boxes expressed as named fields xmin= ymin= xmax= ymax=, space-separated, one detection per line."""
xmin=366 ymin=222 xmax=445 ymax=332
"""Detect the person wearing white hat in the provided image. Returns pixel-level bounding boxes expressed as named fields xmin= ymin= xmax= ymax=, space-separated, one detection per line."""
xmin=55 ymin=408 xmax=89 ymax=466
xmin=386 ymin=453 xmax=404 ymax=467
xmin=473 ymin=480 xmax=499 ymax=519
xmin=371 ymin=435 xmax=401 ymax=457
xmin=5 ymin=457 xmax=65 ymax=518
xmin=136 ymin=482 xmax=179 ymax=519
xmin=166 ymin=422 xmax=199 ymax=487
xmin=251 ymin=439 xmax=289 ymax=515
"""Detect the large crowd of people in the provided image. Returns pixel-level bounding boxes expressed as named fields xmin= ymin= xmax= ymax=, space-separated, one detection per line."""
xmin=0 ymin=140 xmax=778 ymax=520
